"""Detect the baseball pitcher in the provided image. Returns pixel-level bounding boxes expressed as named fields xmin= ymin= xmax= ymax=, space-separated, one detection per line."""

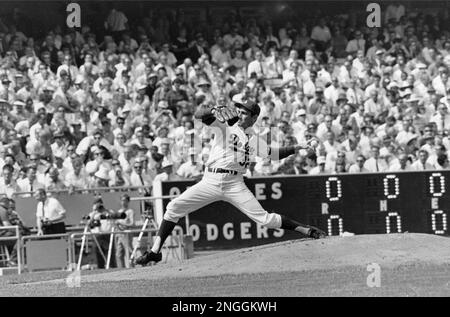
xmin=136 ymin=100 xmax=326 ymax=265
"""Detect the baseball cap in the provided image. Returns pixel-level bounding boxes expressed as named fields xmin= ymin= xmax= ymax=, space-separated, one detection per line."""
xmin=387 ymin=82 xmax=399 ymax=90
xmin=162 ymin=160 xmax=174 ymax=168
xmin=196 ymin=78 xmax=211 ymax=87
xmin=74 ymin=74 xmax=84 ymax=84
xmin=136 ymin=83 xmax=147 ymax=90
xmin=158 ymin=100 xmax=169 ymax=109
xmin=13 ymin=99 xmax=26 ymax=106
xmin=42 ymin=84 xmax=55 ymax=92
xmin=234 ymin=100 xmax=261 ymax=117
xmin=94 ymin=168 xmax=110 ymax=180
xmin=53 ymin=131 xmax=65 ymax=138
xmin=416 ymin=62 xmax=427 ymax=69
xmin=230 ymin=92 xmax=242 ymax=103
xmin=122 ymin=102 xmax=132 ymax=113
xmin=296 ymin=109 xmax=306 ymax=116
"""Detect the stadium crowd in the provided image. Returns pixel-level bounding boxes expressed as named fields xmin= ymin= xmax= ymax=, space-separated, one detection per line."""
xmin=0 ymin=3 xmax=450 ymax=199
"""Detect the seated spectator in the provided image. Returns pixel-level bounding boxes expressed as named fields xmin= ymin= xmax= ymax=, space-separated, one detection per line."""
xmin=65 ymin=158 xmax=88 ymax=192
xmin=176 ymin=148 xmax=203 ymax=179
xmin=364 ymin=146 xmax=389 ymax=172
xmin=0 ymin=164 xmax=19 ymax=198
xmin=410 ymin=149 xmax=434 ymax=170
xmin=16 ymin=166 xmax=45 ymax=197
xmin=348 ymin=155 xmax=369 ymax=173
xmin=309 ymin=155 xmax=330 ymax=175
xmin=0 ymin=198 xmax=18 ymax=266
xmin=44 ymin=167 xmax=67 ymax=192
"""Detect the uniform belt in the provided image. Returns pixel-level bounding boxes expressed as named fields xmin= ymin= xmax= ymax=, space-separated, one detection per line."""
xmin=207 ymin=167 xmax=238 ymax=175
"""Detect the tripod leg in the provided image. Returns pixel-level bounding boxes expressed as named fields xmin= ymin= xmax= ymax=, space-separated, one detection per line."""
xmin=124 ymin=232 xmax=130 ymax=268
xmin=130 ymin=218 xmax=149 ymax=262
xmin=106 ymin=228 xmax=115 ymax=270
xmin=77 ymin=225 xmax=89 ymax=271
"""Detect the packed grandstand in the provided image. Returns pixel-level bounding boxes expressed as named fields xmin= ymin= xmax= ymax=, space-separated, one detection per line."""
xmin=0 ymin=1 xmax=449 ymax=199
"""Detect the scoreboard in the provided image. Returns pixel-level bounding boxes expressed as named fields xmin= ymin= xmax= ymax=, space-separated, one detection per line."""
xmin=158 ymin=171 xmax=449 ymax=249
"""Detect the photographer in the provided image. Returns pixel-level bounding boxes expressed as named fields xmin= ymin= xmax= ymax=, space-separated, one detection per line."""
xmin=0 ymin=198 xmax=18 ymax=266
xmin=114 ymin=194 xmax=136 ymax=268
xmin=34 ymin=189 xmax=66 ymax=236
xmin=87 ymin=198 xmax=119 ymax=269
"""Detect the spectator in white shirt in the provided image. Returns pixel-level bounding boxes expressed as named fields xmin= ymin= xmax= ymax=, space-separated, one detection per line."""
xmin=34 ymin=188 xmax=66 ymax=235
xmin=317 ymin=115 xmax=342 ymax=142
xmin=16 ymin=166 xmax=45 ymax=197
xmin=177 ymin=149 xmax=203 ymax=179
xmin=65 ymin=158 xmax=88 ymax=192
xmin=309 ymin=155 xmax=330 ymax=175
xmin=389 ymin=153 xmax=413 ymax=171
xmin=223 ymin=25 xmax=245 ymax=48
xmin=247 ymin=50 xmax=266 ymax=79
xmin=0 ymin=164 xmax=19 ymax=198
xmin=346 ymin=30 xmax=366 ymax=56
xmin=310 ymin=18 xmax=332 ymax=51
xmin=410 ymin=150 xmax=434 ymax=170
xmin=158 ymin=43 xmax=178 ymax=68
xmin=430 ymin=103 xmax=450 ymax=133
xmin=364 ymin=146 xmax=389 ymax=172
xmin=348 ymin=155 xmax=369 ymax=173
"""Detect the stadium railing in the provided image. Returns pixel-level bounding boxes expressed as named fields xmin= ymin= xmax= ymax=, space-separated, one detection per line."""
xmin=0 ymin=225 xmax=22 ymax=274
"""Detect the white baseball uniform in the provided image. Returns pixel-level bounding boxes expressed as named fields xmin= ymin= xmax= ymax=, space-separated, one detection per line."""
xmin=163 ymin=119 xmax=282 ymax=229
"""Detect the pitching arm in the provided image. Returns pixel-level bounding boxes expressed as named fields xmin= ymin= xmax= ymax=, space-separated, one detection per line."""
xmin=194 ymin=104 xmax=239 ymax=126
xmin=268 ymin=144 xmax=314 ymax=161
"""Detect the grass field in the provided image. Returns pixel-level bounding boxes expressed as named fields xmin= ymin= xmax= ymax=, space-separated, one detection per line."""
xmin=1 ymin=233 xmax=450 ymax=297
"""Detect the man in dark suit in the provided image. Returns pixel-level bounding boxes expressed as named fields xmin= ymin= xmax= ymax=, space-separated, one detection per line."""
xmin=188 ymin=33 xmax=209 ymax=63
xmin=277 ymin=155 xmax=308 ymax=175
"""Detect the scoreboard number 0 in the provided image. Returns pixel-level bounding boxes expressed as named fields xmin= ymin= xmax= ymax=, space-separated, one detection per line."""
xmin=429 ymin=173 xmax=446 ymax=197
xmin=326 ymin=177 xmax=342 ymax=201
xmin=327 ymin=215 xmax=343 ymax=236
xmin=383 ymin=175 xmax=399 ymax=199
xmin=385 ymin=212 xmax=402 ymax=233
xmin=431 ymin=210 xmax=447 ymax=234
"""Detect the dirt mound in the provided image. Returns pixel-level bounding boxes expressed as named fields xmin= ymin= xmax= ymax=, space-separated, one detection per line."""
xmin=78 ymin=233 xmax=450 ymax=283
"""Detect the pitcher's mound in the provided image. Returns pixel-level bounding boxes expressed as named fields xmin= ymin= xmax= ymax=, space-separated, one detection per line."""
xmin=82 ymin=233 xmax=450 ymax=283
xmin=5 ymin=233 xmax=450 ymax=296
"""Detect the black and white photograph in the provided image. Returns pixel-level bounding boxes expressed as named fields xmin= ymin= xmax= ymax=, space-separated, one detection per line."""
xmin=0 ymin=0 xmax=449 ymax=300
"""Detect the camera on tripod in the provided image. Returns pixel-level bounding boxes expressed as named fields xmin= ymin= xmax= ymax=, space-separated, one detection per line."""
xmin=82 ymin=205 xmax=127 ymax=228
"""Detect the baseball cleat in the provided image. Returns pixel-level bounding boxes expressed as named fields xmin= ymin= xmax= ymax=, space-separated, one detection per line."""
xmin=135 ymin=251 xmax=162 ymax=266
xmin=308 ymin=227 xmax=327 ymax=239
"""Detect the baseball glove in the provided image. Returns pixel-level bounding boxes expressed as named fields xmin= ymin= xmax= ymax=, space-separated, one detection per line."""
xmin=212 ymin=106 xmax=239 ymax=124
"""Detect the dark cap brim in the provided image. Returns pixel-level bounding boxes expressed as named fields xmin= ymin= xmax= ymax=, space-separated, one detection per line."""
xmin=235 ymin=102 xmax=260 ymax=116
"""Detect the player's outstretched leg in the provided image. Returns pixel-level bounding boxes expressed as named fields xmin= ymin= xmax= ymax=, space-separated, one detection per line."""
xmin=280 ymin=215 xmax=327 ymax=239
xmin=224 ymin=183 xmax=327 ymax=239
xmin=135 ymin=177 xmax=221 ymax=266
xmin=135 ymin=219 xmax=177 ymax=265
